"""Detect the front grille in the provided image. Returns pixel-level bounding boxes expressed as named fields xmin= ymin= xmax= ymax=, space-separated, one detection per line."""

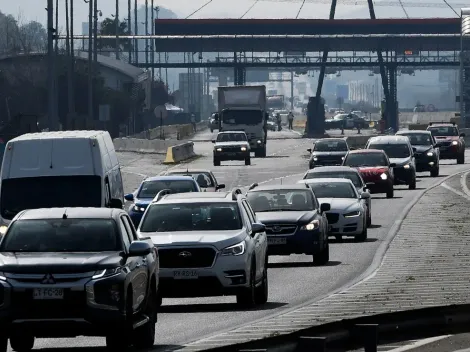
xmin=326 ymin=213 xmax=340 ymax=224
xmin=221 ymin=146 xmax=242 ymax=152
xmin=265 ymin=224 xmax=297 ymax=235
xmin=159 ymin=247 xmax=216 ymax=268
xmin=11 ymin=290 xmax=86 ymax=319
xmin=437 ymin=141 xmax=451 ymax=147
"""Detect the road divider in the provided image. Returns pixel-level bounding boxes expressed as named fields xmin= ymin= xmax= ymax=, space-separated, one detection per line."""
xmin=113 ymin=138 xmax=175 ymax=153
xmin=163 ymin=142 xmax=197 ymax=164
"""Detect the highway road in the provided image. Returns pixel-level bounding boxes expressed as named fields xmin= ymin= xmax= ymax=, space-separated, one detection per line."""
xmin=26 ymin=129 xmax=470 ymax=352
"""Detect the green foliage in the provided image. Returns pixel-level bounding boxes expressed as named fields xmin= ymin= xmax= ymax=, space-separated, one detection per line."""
xmin=99 ymin=18 xmax=132 ymax=52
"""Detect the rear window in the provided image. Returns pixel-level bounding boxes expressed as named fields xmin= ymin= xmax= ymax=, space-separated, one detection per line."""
xmin=137 ymin=180 xmax=197 ymax=198
xmin=343 ymin=153 xmax=388 ymax=167
xmin=304 ymin=171 xmax=362 ymax=188
xmin=0 ymin=219 xmax=121 ymax=252
xmin=428 ymin=126 xmax=458 ymax=137
xmin=368 ymin=143 xmax=410 ymax=158
xmin=313 ymin=140 xmax=348 ymax=152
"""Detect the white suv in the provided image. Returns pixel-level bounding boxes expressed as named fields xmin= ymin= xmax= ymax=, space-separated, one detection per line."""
xmin=137 ymin=189 xmax=269 ymax=307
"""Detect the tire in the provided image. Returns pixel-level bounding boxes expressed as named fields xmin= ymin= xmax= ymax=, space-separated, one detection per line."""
xmin=355 ymin=223 xmax=368 ymax=242
xmin=236 ymin=261 xmax=256 ymax=307
xmin=255 ymin=147 xmax=267 ymax=158
xmin=106 ymin=290 xmax=133 ymax=350
xmin=430 ymin=167 xmax=439 ymax=177
xmin=457 ymin=153 xmax=465 ymax=164
xmin=386 ymin=187 xmax=394 ymax=198
xmin=156 ymin=291 xmax=163 ymax=307
xmin=0 ymin=335 xmax=6 ymax=352
xmin=367 ymin=211 xmax=372 ymax=227
xmin=210 ymin=128 xmax=213 ymax=133
xmin=313 ymin=242 xmax=329 ymax=266
xmin=254 ymin=259 xmax=268 ymax=305
xmin=10 ymin=335 xmax=34 ymax=352
xmin=245 ymin=157 xmax=251 ymax=166
xmin=335 ymin=235 xmax=342 ymax=241
xmin=409 ymin=176 xmax=416 ymax=190
xmin=133 ymin=286 xmax=158 ymax=349
xmin=213 ymin=158 xmax=220 ymax=167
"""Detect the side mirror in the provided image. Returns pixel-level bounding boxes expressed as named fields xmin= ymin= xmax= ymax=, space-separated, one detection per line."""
xmin=360 ymin=192 xmax=371 ymax=199
xmin=412 ymin=147 xmax=417 ymax=153
xmin=216 ymin=184 xmax=226 ymax=190
xmin=213 ymin=113 xmax=219 ymax=121
xmin=248 ymin=183 xmax=258 ymax=191
xmin=320 ymin=203 xmax=331 ymax=213
xmin=251 ymin=223 xmax=266 ymax=234
xmin=109 ymin=198 xmax=123 ymax=209
xmin=124 ymin=193 xmax=134 ymax=201
xmin=460 ymin=133 xmax=466 ymax=137
xmin=389 ymin=163 xmax=396 ymax=167
xmin=307 ymin=148 xmax=312 ymax=153
xmin=128 ymin=241 xmax=152 ymax=257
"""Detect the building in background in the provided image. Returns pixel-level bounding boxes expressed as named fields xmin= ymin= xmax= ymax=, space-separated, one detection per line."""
xmin=178 ymin=72 xmax=203 ymax=118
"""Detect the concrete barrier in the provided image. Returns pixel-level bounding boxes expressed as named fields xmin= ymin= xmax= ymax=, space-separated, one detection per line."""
xmin=113 ymin=138 xmax=175 ymax=154
xmin=163 ymin=142 xmax=197 ymax=164
xmin=345 ymin=135 xmax=372 ymax=149
xmin=407 ymin=123 xmax=428 ymax=130
xmin=132 ymin=121 xmax=207 ymax=141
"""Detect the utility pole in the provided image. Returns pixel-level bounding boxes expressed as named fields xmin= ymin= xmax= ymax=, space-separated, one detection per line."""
xmin=156 ymin=6 xmax=161 ymax=80
xmin=65 ymin=0 xmax=75 ymax=120
xmin=93 ymin=0 xmax=98 ymax=65
xmin=55 ymin=0 xmax=59 ymax=54
xmin=145 ymin=0 xmax=149 ymax=68
xmin=88 ymin=0 xmax=94 ymax=121
xmin=134 ymin=0 xmax=138 ymax=65
xmin=47 ymin=0 xmax=57 ymax=130
xmin=128 ymin=0 xmax=132 ymax=64
xmin=151 ymin=0 xmax=155 ymax=82
xmin=115 ymin=0 xmax=120 ymax=60
xmin=70 ymin=0 xmax=75 ymax=114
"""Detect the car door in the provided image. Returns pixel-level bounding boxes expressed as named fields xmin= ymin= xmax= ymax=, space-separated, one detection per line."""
xmin=242 ymin=200 xmax=266 ymax=280
xmin=121 ymin=216 xmax=148 ymax=311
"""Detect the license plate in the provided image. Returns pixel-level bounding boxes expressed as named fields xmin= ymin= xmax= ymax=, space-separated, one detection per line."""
xmin=173 ymin=270 xmax=198 ymax=279
xmin=268 ymin=237 xmax=287 ymax=245
xmin=33 ymin=288 xmax=64 ymax=300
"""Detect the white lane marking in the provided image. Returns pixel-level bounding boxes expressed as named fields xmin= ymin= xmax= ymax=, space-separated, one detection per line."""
xmin=441 ymin=182 xmax=470 ymax=201
xmin=460 ymin=171 xmax=470 ymax=197
xmin=385 ymin=335 xmax=451 ymax=352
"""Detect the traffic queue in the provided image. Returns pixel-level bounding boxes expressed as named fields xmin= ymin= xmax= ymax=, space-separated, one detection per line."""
xmin=0 ymin=121 xmax=463 ymax=351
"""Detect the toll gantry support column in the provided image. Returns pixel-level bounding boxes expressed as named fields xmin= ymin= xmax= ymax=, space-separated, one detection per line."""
xmin=461 ymin=9 xmax=470 ymax=128
xmin=233 ymin=52 xmax=246 ymax=86
xmin=387 ymin=64 xmax=399 ymax=132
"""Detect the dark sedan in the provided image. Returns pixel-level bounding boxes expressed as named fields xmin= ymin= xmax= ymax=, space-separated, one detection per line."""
xmin=307 ymin=138 xmax=349 ymax=169
xmin=246 ymin=184 xmax=330 ymax=266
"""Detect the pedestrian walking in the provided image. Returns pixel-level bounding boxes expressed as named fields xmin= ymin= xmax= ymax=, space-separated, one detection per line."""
xmin=288 ymin=111 xmax=294 ymax=130
xmin=190 ymin=113 xmax=196 ymax=132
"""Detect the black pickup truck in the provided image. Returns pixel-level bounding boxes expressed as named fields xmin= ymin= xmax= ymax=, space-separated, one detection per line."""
xmin=0 ymin=207 xmax=159 ymax=351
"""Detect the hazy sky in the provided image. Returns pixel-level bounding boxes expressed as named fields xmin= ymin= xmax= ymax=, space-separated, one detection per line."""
xmin=1 ymin=0 xmax=462 ymax=34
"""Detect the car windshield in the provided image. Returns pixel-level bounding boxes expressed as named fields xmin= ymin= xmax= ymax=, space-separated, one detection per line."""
xmin=216 ymin=133 xmax=247 ymax=142
xmin=308 ymin=182 xmax=357 ymax=199
xmin=139 ymin=203 xmax=242 ymax=232
xmin=369 ymin=143 xmax=410 ymax=158
xmin=167 ymin=172 xmax=214 ymax=188
xmin=314 ymin=140 xmax=348 ymax=152
xmin=343 ymin=153 xmax=388 ymax=167
xmin=0 ymin=176 xmax=102 ymax=221
xmin=400 ymin=133 xmax=433 ymax=146
xmin=247 ymin=189 xmax=316 ymax=212
xmin=137 ymin=180 xmax=197 ymax=198
xmin=0 ymin=219 xmax=121 ymax=252
xmin=428 ymin=126 xmax=458 ymax=136
xmin=304 ymin=172 xmax=362 ymax=188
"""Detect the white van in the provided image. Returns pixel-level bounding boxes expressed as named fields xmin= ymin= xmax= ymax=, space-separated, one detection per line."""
xmin=0 ymin=130 xmax=124 ymax=225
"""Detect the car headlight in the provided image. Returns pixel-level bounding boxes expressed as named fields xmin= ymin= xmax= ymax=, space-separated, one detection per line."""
xmin=221 ymin=241 xmax=245 ymax=256
xmin=427 ymin=151 xmax=434 ymax=156
xmin=313 ymin=157 xmax=318 ymax=161
xmin=301 ymin=220 xmax=320 ymax=231
xmin=92 ymin=267 xmax=122 ymax=279
xmin=380 ymin=173 xmax=388 ymax=180
xmin=257 ymin=140 xmax=262 ymax=144
xmin=452 ymin=140 xmax=458 ymax=145
xmin=344 ymin=210 xmax=360 ymax=217
xmin=403 ymin=164 xmax=410 ymax=169
xmin=0 ymin=272 xmax=7 ymax=281
xmin=216 ymin=148 xmax=222 ymax=152
xmin=133 ymin=205 xmax=145 ymax=212
xmin=0 ymin=225 xmax=7 ymax=235
xmin=241 ymin=147 xmax=247 ymax=151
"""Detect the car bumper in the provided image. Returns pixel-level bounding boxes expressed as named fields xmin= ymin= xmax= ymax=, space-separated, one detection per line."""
xmin=214 ymin=151 xmax=250 ymax=161
xmin=415 ymin=157 xmax=438 ymax=171
xmin=327 ymin=212 xmax=365 ymax=236
xmin=438 ymin=145 xmax=461 ymax=159
xmin=393 ymin=166 xmax=414 ymax=185
xmin=158 ymin=254 xmax=251 ymax=298
xmin=363 ymin=179 xmax=392 ymax=194
xmin=267 ymin=230 xmax=323 ymax=256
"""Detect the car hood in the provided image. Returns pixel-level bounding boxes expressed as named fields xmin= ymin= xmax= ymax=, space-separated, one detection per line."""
xmin=138 ymin=230 xmax=246 ymax=251
xmin=215 ymin=141 xmax=249 ymax=147
xmin=317 ymin=198 xmax=361 ymax=212
xmin=357 ymin=166 xmax=390 ymax=174
xmin=389 ymin=157 xmax=412 ymax=166
xmin=256 ymin=211 xmax=316 ymax=225
xmin=134 ymin=198 xmax=153 ymax=208
xmin=434 ymin=136 xmax=459 ymax=141
xmin=0 ymin=252 xmax=122 ymax=274
xmin=413 ymin=145 xmax=433 ymax=153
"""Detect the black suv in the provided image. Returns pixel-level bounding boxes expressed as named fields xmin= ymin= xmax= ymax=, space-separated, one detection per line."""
xmin=307 ymin=138 xmax=349 ymax=169
xmin=0 ymin=207 xmax=159 ymax=351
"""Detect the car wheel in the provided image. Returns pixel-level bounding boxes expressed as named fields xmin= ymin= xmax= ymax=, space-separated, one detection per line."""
xmin=430 ymin=167 xmax=439 ymax=177
xmin=0 ymin=335 xmax=6 ymax=352
xmin=367 ymin=211 xmax=372 ymax=227
xmin=236 ymin=260 xmax=256 ymax=307
xmin=313 ymin=242 xmax=329 ymax=266
xmin=106 ymin=290 xmax=132 ymax=350
xmin=409 ymin=176 xmax=416 ymax=190
xmin=213 ymin=158 xmax=220 ymax=167
xmin=254 ymin=258 xmax=268 ymax=305
xmin=335 ymin=235 xmax=342 ymax=241
xmin=133 ymin=286 xmax=158 ymax=349
xmin=210 ymin=128 xmax=213 ymax=133
xmin=245 ymin=157 xmax=251 ymax=166
xmin=386 ymin=187 xmax=394 ymax=198
xmin=457 ymin=153 xmax=465 ymax=164
xmin=355 ymin=224 xmax=367 ymax=242
xmin=9 ymin=335 xmax=34 ymax=352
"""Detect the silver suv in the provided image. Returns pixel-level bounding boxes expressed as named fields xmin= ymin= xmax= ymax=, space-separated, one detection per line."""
xmin=137 ymin=189 xmax=269 ymax=307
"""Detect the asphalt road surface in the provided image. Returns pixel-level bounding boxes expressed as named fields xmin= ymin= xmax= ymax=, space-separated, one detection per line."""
xmin=25 ymin=129 xmax=470 ymax=351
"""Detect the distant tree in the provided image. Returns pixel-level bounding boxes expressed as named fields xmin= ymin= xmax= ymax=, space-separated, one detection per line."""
xmin=0 ymin=11 xmax=47 ymax=54
xmin=98 ymin=18 xmax=132 ymax=53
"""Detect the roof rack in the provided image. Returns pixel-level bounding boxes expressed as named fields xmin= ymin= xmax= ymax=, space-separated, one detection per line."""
xmin=231 ymin=188 xmax=243 ymax=200
xmin=154 ymin=189 xmax=172 ymax=202
xmin=248 ymin=183 xmax=258 ymax=191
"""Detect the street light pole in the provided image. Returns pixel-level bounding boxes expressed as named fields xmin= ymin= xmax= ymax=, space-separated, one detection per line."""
xmin=115 ymin=0 xmax=120 ymax=60
xmin=156 ymin=6 xmax=161 ymax=80
xmin=151 ymin=0 xmax=155 ymax=82
xmin=93 ymin=0 xmax=98 ymax=64
xmin=88 ymin=0 xmax=94 ymax=120
xmin=134 ymin=0 xmax=138 ymax=65
xmin=145 ymin=0 xmax=148 ymax=68
xmin=47 ymin=0 xmax=57 ymax=130
xmin=128 ymin=0 xmax=131 ymax=64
